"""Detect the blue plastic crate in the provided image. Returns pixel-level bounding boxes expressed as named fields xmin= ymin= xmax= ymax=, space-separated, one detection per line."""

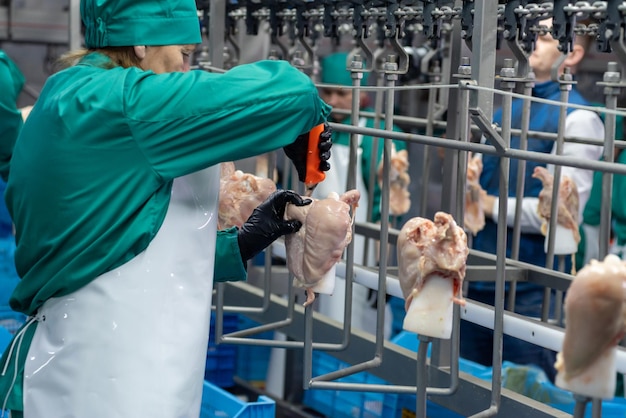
xmin=303 ymin=351 xmax=459 ymax=418
xmin=201 ymin=380 xmax=275 ymax=418
xmin=303 ymin=351 xmax=386 ymax=418
xmin=388 ymin=296 xmax=406 ymax=340
xmin=391 ymin=331 xmax=626 ymax=418
xmin=0 ymin=309 xmax=26 ymax=335
xmin=236 ymin=316 xmax=274 ymax=385
xmin=206 ymin=313 xmax=240 ymax=388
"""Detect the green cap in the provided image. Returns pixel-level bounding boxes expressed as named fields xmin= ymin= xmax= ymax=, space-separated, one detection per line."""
xmin=81 ymin=0 xmax=202 ymax=48
xmin=320 ymin=52 xmax=369 ymax=86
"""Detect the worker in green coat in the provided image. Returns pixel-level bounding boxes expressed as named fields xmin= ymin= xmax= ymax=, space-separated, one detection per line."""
xmin=0 ymin=50 xmax=30 ymax=330
xmin=0 ymin=0 xmax=331 ymax=416
xmin=576 ymin=113 xmax=626 ymax=270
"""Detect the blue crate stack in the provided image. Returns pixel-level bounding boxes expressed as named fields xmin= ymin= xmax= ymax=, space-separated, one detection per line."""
xmin=391 ymin=331 xmax=626 ymax=418
xmin=302 ymin=350 xmax=462 ymax=418
xmin=236 ymin=316 xmax=274 ymax=388
xmin=206 ymin=313 xmax=239 ymax=388
xmin=0 ymin=309 xmax=26 ymax=335
xmin=200 ymin=380 xmax=276 ymax=418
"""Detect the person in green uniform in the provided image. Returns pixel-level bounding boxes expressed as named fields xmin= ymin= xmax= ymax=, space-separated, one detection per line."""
xmin=0 ymin=50 xmax=27 ymax=166
xmin=0 ymin=50 xmax=30 ymax=336
xmin=576 ymin=113 xmax=626 ymax=269
xmin=315 ymin=52 xmax=407 ymax=340
xmin=0 ymin=0 xmax=331 ymax=417
xmin=317 ymin=52 xmax=407 ymax=226
xmin=574 ymin=113 xmax=625 ymax=397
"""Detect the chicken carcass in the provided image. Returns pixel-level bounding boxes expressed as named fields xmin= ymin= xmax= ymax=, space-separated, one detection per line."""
xmin=377 ymin=144 xmax=411 ymax=216
xmin=555 ymin=254 xmax=626 ymax=399
xmin=532 ymin=166 xmax=580 ymax=245
xmin=285 ymin=190 xmax=360 ymax=306
xmin=464 ymin=153 xmax=485 ymax=236
xmin=397 ymin=212 xmax=468 ymax=338
xmin=218 ymin=162 xmax=277 ymax=229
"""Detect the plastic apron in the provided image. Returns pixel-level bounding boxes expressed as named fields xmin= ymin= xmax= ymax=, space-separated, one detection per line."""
xmin=313 ymin=119 xmax=391 ymax=338
xmin=21 ymin=166 xmax=220 ymax=418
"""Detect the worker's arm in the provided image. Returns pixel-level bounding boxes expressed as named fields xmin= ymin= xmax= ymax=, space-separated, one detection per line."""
xmin=125 ymin=60 xmax=331 ymax=181
xmin=552 ymin=109 xmax=604 ymax=219
xmin=483 ymin=192 xmax=544 ymax=233
xmin=484 ymin=109 xmax=604 ymax=233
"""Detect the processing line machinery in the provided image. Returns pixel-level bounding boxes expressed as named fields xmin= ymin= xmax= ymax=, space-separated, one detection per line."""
xmin=8 ymin=0 xmax=622 ymax=416
xmin=203 ymin=1 xmax=626 ymax=418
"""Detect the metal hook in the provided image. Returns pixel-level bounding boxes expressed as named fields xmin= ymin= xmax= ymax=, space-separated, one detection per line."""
xmin=550 ymin=52 xmax=568 ymax=83
xmin=420 ymin=46 xmax=438 ymax=77
xmin=507 ymin=30 xmax=532 ymax=79
xmin=386 ymin=28 xmax=410 ymax=74
xmin=611 ymin=26 xmax=626 ymax=78
xmin=347 ymin=30 xmax=374 ymax=73
xmin=291 ymin=34 xmax=315 ymax=70
xmin=225 ymin=31 xmax=241 ymax=68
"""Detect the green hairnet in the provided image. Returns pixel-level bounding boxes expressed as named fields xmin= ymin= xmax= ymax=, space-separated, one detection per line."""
xmin=81 ymin=0 xmax=202 ymax=48
xmin=321 ymin=52 xmax=369 ymax=86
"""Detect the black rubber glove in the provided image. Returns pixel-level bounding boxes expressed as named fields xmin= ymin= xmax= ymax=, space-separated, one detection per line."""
xmin=283 ymin=122 xmax=333 ymax=182
xmin=237 ymin=190 xmax=312 ymax=262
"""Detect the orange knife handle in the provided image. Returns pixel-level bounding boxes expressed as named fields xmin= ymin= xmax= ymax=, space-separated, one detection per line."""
xmin=304 ymin=123 xmax=327 ymax=186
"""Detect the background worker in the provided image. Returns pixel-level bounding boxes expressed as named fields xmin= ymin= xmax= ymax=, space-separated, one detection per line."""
xmin=0 ymin=50 xmax=24 ymax=314
xmin=0 ymin=50 xmax=31 ymax=336
xmin=575 ymin=113 xmax=626 ymax=269
xmin=315 ymin=51 xmax=407 ymax=339
xmin=461 ymin=18 xmax=604 ymax=381
xmin=0 ymin=0 xmax=331 ymax=416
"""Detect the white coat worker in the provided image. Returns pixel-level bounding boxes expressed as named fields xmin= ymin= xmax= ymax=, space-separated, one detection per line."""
xmin=0 ymin=0 xmax=332 ymax=416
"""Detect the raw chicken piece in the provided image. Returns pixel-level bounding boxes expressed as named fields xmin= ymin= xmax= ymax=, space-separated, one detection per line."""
xmin=555 ymin=254 xmax=626 ymax=398
xmin=397 ymin=212 xmax=468 ymax=338
xmin=377 ymin=145 xmax=411 ymax=216
xmin=464 ymin=153 xmax=485 ymax=236
xmin=218 ymin=162 xmax=277 ymax=229
xmin=285 ymin=190 xmax=360 ymax=306
xmin=532 ymin=166 xmax=580 ymax=243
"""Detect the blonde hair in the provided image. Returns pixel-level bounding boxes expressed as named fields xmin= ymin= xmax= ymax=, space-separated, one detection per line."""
xmin=56 ymin=47 xmax=141 ymax=71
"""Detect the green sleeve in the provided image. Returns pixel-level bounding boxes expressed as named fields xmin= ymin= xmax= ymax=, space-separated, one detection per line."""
xmin=124 ymin=60 xmax=331 ymax=181
xmin=361 ymin=120 xmax=406 ymax=223
xmin=0 ymin=51 xmax=25 ymax=181
xmin=582 ymin=169 xmax=603 ymax=226
xmin=214 ymin=227 xmax=247 ymax=282
xmin=583 ymin=151 xmax=626 ymax=245
xmin=611 ymin=151 xmax=626 ymax=244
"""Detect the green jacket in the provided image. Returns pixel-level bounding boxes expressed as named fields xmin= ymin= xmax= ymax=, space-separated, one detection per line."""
xmin=0 ymin=50 xmax=24 ymax=180
xmin=330 ymin=111 xmax=406 ymax=223
xmin=576 ymin=112 xmax=626 ymax=271
xmin=582 ymin=149 xmax=626 ymax=237
xmin=6 ymin=53 xmax=330 ymax=316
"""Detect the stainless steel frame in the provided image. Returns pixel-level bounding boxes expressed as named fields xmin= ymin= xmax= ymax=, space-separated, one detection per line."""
xmin=205 ymin=2 xmax=626 ymax=417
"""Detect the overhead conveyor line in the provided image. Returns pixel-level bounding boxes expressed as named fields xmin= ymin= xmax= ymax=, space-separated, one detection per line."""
xmin=203 ymin=1 xmax=626 ymax=417
xmin=332 ymin=103 xmax=626 ymax=149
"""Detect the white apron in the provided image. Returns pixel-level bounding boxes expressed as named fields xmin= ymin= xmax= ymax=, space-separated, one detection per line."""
xmin=22 ymin=166 xmax=220 ymax=418
xmin=313 ymin=121 xmax=391 ymax=338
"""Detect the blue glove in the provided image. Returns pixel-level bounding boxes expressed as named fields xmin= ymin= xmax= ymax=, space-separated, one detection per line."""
xmin=237 ymin=190 xmax=312 ymax=262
